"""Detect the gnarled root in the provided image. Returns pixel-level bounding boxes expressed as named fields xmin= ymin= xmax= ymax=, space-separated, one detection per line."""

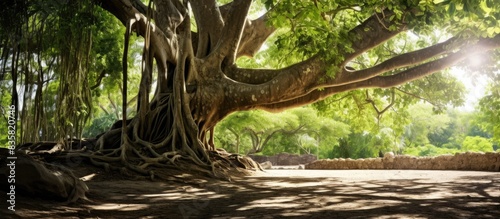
xmin=46 ymin=93 xmax=261 ymax=182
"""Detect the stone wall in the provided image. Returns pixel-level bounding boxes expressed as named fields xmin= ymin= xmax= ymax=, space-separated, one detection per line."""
xmin=249 ymin=153 xmax=317 ymax=165
xmin=305 ymin=152 xmax=500 ymax=171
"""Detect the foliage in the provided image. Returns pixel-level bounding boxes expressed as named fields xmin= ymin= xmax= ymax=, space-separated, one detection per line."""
xmin=401 ymin=103 xmax=497 ymax=156
xmin=215 ymin=107 xmax=350 ymax=157
xmin=326 ymin=130 xmax=396 ymax=159
xmin=82 ymin=112 xmax=117 ymax=138
xmin=461 ymin=136 xmax=494 ymax=152
xmin=403 ymin=103 xmax=451 ymax=147
xmin=0 ymin=0 xmax=139 ymax=144
xmin=403 ymin=143 xmax=459 ymax=157
xmin=475 ymin=75 xmax=500 ymax=144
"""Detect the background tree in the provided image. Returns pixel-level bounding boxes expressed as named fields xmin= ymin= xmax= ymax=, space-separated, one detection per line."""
xmin=214 ymin=109 xmax=302 ymax=155
xmin=403 ymin=104 xmax=451 ymax=148
xmin=215 ymin=107 xmax=350 ymax=157
xmin=461 ymin=136 xmax=494 ymax=152
xmin=401 ymin=103 xmax=498 ymax=156
xmin=476 ymin=76 xmax=500 ymax=146
xmin=1 ymin=0 xmax=500 ymax=179
xmin=0 ymin=0 xmax=127 ymax=143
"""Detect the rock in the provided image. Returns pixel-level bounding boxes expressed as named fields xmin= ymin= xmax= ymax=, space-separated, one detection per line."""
xmin=384 ymin=152 xmax=395 ymax=160
xmin=260 ymin=161 xmax=273 ymax=169
xmin=0 ymin=150 xmax=88 ymax=203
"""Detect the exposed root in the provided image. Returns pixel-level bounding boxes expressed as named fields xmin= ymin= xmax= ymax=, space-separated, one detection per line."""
xmin=18 ymin=90 xmax=261 ymax=182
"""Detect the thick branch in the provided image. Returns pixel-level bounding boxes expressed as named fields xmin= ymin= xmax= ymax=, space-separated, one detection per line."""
xmin=218 ymin=1 xmax=234 ymax=19
xmin=154 ymin=0 xmax=184 ymax=34
xmin=334 ymin=36 xmax=460 ymax=85
xmin=341 ymin=9 xmax=407 ymax=64
xmin=221 ymin=55 xmax=325 ymax=113
xmin=218 ymin=2 xmax=276 ymax=59
xmin=224 ymin=65 xmax=280 ymax=85
xmin=95 ymin=0 xmax=176 ymax=63
xmin=223 ymin=13 xmax=277 ymax=80
xmin=366 ymin=35 xmax=500 ymax=88
xmin=236 ymin=13 xmax=277 ymax=58
xmin=190 ymin=0 xmax=224 ymax=57
xmin=211 ymin=0 xmax=252 ymax=65
xmin=255 ymin=34 xmax=500 ymax=112
xmin=222 ymin=8 xmax=408 ymax=106
xmin=223 ymin=9 xmax=406 ymax=106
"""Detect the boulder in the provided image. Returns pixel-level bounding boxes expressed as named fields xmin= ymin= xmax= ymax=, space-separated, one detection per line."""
xmin=260 ymin=161 xmax=273 ymax=170
xmin=0 ymin=150 xmax=88 ymax=203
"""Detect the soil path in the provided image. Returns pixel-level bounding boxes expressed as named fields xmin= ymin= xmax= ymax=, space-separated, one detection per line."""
xmin=2 ymin=170 xmax=499 ymax=218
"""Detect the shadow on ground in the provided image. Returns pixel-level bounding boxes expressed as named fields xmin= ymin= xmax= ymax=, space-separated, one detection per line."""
xmin=3 ymin=170 xmax=500 ymax=218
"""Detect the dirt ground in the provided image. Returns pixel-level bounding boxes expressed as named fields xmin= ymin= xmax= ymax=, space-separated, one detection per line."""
xmin=2 ymin=168 xmax=499 ymax=219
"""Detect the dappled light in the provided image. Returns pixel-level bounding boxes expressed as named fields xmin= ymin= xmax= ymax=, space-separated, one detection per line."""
xmin=90 ymin=203 xmax=149 ymax=211
xmin=6 ymin=170 xmax=499 ymax=218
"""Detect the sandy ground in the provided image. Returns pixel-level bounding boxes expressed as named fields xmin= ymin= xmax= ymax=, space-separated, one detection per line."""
xmin=2 ymin=169 xmax=499 ymax=219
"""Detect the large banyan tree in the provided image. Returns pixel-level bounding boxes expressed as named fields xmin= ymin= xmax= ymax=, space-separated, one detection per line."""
xmin=2 ymin=0 xmax=500 ymax=179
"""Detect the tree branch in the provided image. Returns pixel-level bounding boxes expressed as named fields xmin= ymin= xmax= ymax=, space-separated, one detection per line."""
xmin=365 ymin=35 xmax=500 ymax=89
xmin=244 ymin=124 xmax=304 ymax=154
xmin=224 ymin=65 xmax=281 ymax=85
xmin=129 ymin=0 xmax=148 ymax=14
xmin=211 ymin=0 xmax=252 ymax=66
xmin=154 ymin=0 xmax=184 ymax=34
xmin=91 ymin=70 xmax=107 ymax=90
xmin=221 ymin=8 xmax=408 ymax=107
xmin=218 ymin=1 xmax=233 ymax=19
xmin=243 ymin=127 xmax=261 ymax=154
xmin=217 ymin=1 xmax=276 ymax=59
xmin=190 ymin=0 xmax=224 ymax=57
xmin=254 ymin=34 xmax=500 ymax=112
xmin=221 ymin=9 xmax=408 ymax=109
xmin=220 ymin=55 xmax=326 ymax=114
xmin=236 ymin=12 xmax=277 ymax=58
xmin=334 ymin=36 xmax=461 ymax=85
xmin=365 ymin=89 xmax=395 ymax=123
xmin=341 ymin=9 xmax=407 ymax=65
xmin=395 ymin=87 xmax=440 ymax=106
xmin=95 ymin=0 xmax=177 ymax=63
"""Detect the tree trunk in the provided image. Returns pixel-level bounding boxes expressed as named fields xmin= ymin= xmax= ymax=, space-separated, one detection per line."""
xmin=79 ymin=0 xmax=268 ymax=180
xmin=60 ymin=0 xmax=500 ymax=179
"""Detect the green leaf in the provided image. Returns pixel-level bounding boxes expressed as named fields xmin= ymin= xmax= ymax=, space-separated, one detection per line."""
xmin=447 ymin=2 xmax=455 ymax=16
xmin=264 ymin=0 xmax=274 ymax=10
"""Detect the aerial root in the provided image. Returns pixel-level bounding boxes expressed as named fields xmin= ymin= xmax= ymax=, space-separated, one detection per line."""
xmin=21 ymin=93 xmax=262 ymax=181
